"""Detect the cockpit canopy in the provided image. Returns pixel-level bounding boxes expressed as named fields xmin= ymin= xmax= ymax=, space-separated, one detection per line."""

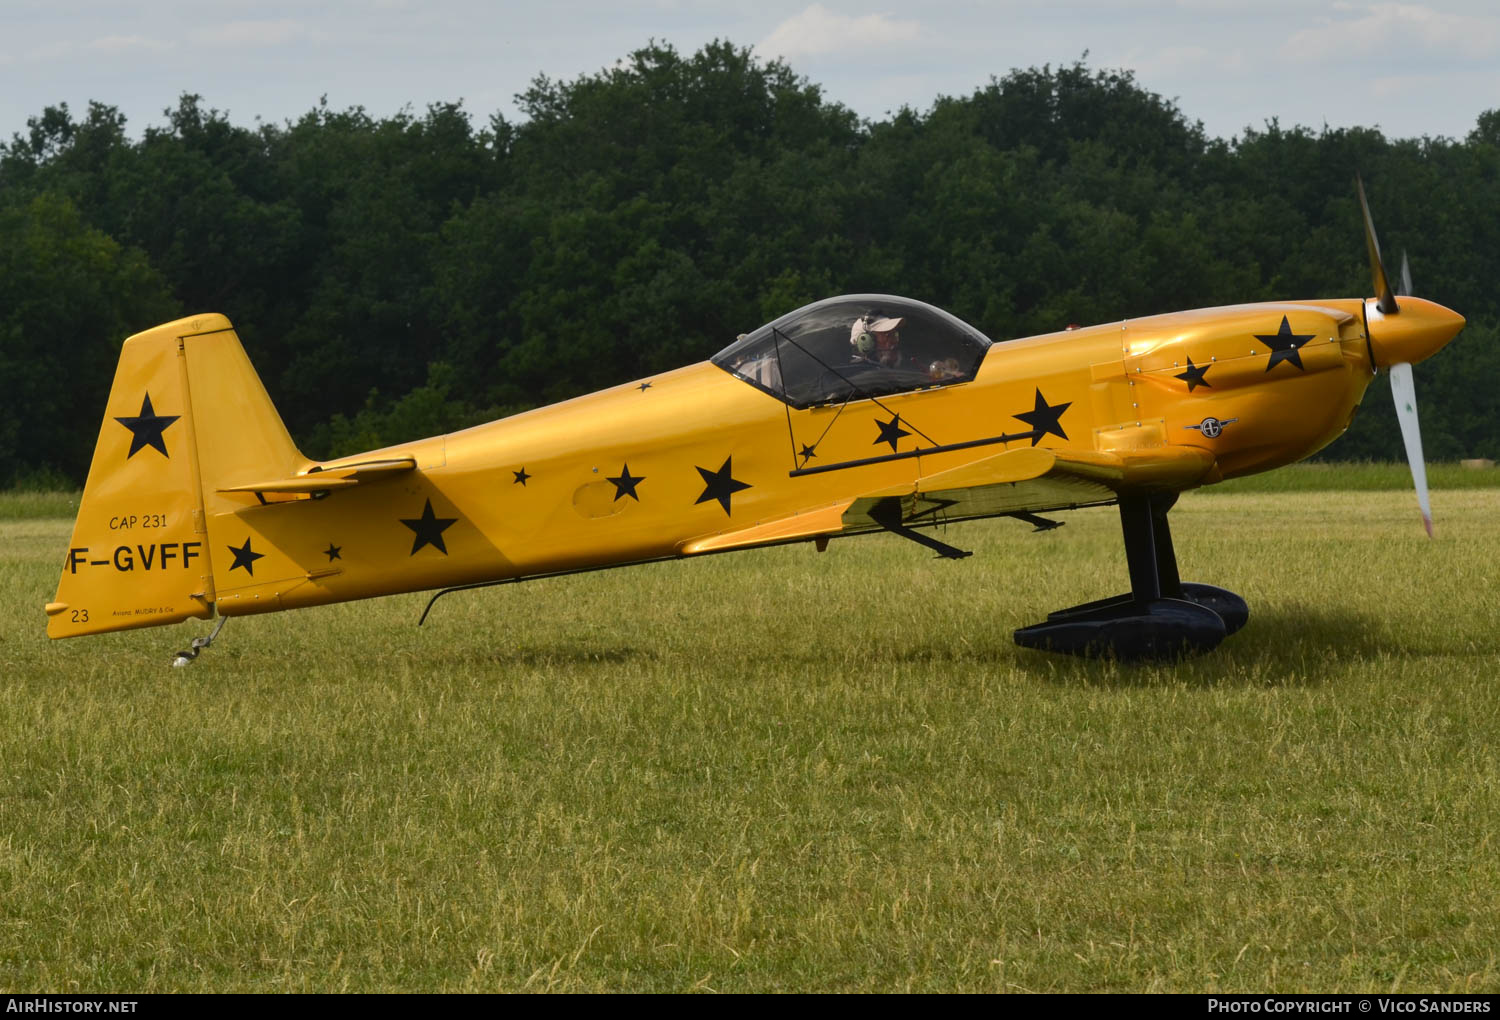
xmin=712 ymin=294 xmax=993 ymax=408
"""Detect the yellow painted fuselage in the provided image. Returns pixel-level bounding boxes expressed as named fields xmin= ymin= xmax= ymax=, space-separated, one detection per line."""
xmin=198 ymin=299 xmax=1376 ymax=620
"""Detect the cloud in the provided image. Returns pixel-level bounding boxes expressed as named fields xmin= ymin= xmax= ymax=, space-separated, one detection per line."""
xmin=758 ymin=3 xmax=920 ymax=60
xmin=21 ymin=33 xmax=170 ymax=64
xmin=1117 ymin=44 xmax=1237 ymax=78
xmin=1285 ymin=3 xmax=1500 ymax=62
xmin=84 ymin=35 xmax=171 ymax=56
xmin=190 ymin=19 xmax=311 ymax=48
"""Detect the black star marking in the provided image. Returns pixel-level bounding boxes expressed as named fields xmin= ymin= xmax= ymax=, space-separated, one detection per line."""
xmin=606 ymin=464 xmax=645 ymax=502
xmin=1012 ymin=388 xmax=1072 ymax=446
xmin=1175 ymin=357 xmax=1212 ymax=392
xmin=228 ymin=537 xmax=264 ymax=575
xmin=1255 ymin=315 xmax=1316 ymax=372
xmin=400 ymin=498 xmax=457 ymax=555
xmin=798 ymin=443 xmax=818 ymax=464
xmin=113 ymin=393 xmax=180 ymax=459
xmin=513 ymin=467 xmax=531 ymax=485
xmin=638 ymin=381 xmax=653 ymax=392
xmin=324 ymin=542 xmax=342 ymax=562
xmin=873 ymin=414 xmax=911 ymax=452
xmin=694 ymin=456 xmax=752 ymax=515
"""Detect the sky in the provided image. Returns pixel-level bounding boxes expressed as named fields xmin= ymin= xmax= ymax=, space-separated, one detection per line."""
xmin=1 ymin=0 xmax=1497 ymax=144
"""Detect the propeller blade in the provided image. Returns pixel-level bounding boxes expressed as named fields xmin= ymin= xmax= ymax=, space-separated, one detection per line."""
xmin=1398 ymin=250 xmax=1412 ymax=299
xmin=1357 ymin=174 xmax=1399 ymax=314
xmin=1389 ymin=361 xmax=1433 ymax=537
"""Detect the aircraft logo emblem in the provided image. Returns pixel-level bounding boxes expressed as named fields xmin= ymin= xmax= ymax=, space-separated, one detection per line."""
xmin=1186 ymin=416 xmax=1238 ymax=439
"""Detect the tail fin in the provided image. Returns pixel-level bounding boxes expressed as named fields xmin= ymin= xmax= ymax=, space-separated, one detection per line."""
xmin=46 ymin=314 xmax=305 ymax=638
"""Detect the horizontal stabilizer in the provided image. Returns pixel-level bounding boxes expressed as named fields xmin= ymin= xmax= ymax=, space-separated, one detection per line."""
xmin=217 ymin=457 xmax=416 ymax=496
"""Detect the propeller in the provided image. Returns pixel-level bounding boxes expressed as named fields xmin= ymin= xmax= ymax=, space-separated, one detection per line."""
xmin=1357 ymin=175 xmax=1400 ymax=315
xmin=1389 ymin=254 xmax=1432 ymax=537
xmin=1355 ymin=177 xmax=1459 ymax=537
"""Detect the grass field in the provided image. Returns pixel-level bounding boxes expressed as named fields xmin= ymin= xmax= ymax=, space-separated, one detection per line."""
xmin=2 ymin=466 xmax=1498 ymax=992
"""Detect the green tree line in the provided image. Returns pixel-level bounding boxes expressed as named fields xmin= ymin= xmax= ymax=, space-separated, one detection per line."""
xmin=1 ymin=41 xmax=1496 ymax=486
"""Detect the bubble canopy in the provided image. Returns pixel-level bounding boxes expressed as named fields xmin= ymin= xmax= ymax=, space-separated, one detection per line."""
xmin=711 ymin=294 xmax=993 ymax=409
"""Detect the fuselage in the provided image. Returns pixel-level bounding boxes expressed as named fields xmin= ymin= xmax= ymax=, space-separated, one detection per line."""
xmin=201 ymin=297 xmax=1380 ymax=619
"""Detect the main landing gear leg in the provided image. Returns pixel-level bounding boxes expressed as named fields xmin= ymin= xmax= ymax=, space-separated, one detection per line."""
xmin=1013 ymin=493 xmax=1249 ymax=659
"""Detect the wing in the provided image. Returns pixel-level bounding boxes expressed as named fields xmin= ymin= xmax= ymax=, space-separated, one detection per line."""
xmin=679 ymin=445 xmax=1215 ymax=555
xmin=845 ymin=444 xmax=1214 ymax=529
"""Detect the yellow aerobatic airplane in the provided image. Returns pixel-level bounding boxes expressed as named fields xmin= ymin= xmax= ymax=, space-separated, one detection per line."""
xmin=45 ymin=182 xmax=1465 ymax=660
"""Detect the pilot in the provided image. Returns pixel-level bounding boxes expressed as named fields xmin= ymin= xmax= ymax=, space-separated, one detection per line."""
xmin=849 ymin=314 xmax=908 ymax=368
